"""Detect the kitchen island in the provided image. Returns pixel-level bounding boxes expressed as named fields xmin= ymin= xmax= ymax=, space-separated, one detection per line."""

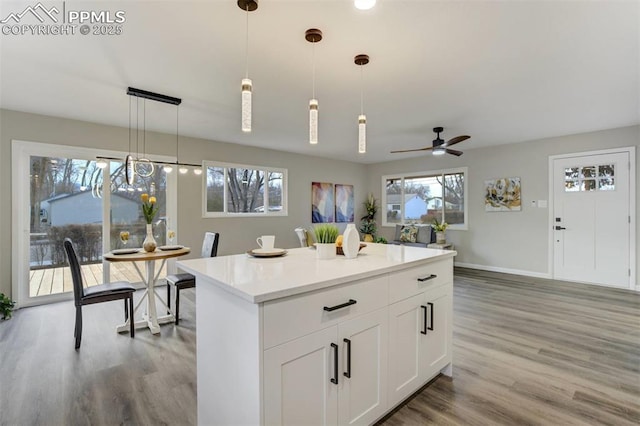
xmin=177 ymin=243 xmax=455 ymax=426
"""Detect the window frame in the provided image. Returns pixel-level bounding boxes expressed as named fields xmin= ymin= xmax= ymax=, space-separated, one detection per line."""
xmin=381 ymin=167 xmax=468 ymax=230
xmin=202 ymin=160 xmax=288 ymax=218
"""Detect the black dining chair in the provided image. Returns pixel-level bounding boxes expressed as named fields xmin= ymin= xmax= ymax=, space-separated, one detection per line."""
xmin=166 ymin=232 xmax=219 ymax=325
xmin=63 ymin=238 xmax=136 ymax=349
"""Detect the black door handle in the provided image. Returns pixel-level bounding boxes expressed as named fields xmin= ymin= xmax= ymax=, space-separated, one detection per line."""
xmin=324 ymin=299 xmax=357 ymax=312
xmin=555 ymin=226 xmax=566 ymax=230
xmin=330 ymin=343 xmax=338 ymax=384
xmin=343 ymin=338 xmax=351 ymax=378
xmin=421 ymin=305 xmax=428 ymax=335
xmin=427 ymin=302 xmax=434 ymax=331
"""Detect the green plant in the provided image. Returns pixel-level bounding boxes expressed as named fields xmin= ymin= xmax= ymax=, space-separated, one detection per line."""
xmin=431 ymin=218 xmax=449 ymax=232
xmin=360 ymin=193 xmax=379 ymax=236
xmin=141 ymin=193 xmax=158 ymax=224
xmin=374 ymin=236 xmax=387 ymax=244
xmin=0 ymin=293 xmax=16 ymax=320
xmin=313 ymin=224 xmax=340 ymax=243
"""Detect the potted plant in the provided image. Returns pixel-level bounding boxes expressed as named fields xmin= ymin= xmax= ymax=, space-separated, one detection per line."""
xmin=313 ymin=224 xmax=340 ymax=259
xmin=360 ymin=193 xmax=378 ymax=242
xmin=1 ymin=293 xmax=16 ymax=320
xmin=431 ymin=218 xmax=449 ymax=244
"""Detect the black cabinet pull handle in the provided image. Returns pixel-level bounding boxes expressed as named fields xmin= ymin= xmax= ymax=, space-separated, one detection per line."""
xmin=421 ymin=305 xmax=428 ymax=335
xmin=324 ymin=299 xmax=357 ymax=312
xmin=343 ymin=338 xmax=351 ymax=378
xmin=330 ymin=343 xmax=338 ymax=384
xmin=555 ymin=226 xmax=566 ymax=230
xmin=417 ymin=274 xmax=437 ymax=282
xmin=427 ymin=302 xmax=434 ymax=331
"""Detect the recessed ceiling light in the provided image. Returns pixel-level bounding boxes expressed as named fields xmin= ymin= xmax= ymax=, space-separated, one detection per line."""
xmin=355 ymin=0 xmax=376 ymax=10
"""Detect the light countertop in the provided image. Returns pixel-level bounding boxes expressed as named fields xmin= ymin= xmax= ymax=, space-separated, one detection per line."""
xmin=176 ymin=243 xmax=456 ymax=304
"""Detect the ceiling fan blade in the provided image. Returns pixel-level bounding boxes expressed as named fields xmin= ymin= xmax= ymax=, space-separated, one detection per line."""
xmin=444 ymin=135 xmax=470 ymax=147
xmin=390 ymin=146 xmax=433 ymax=153
xmin=445 ymin=148 xmax=463 ymax=156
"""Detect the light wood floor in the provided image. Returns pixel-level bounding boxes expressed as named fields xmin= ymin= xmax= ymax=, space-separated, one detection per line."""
xmin=1 ymin=268 xmax=638 ymax=425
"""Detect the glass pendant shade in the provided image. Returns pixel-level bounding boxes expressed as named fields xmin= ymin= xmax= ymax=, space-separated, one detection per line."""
xmin=179 ymin=166 xmax=189 ymax=174
xmin=358 ymin=115 xmax=366 ymax=153
xmin=309 ymin=99 xmax=318 ymax=144
xmin=96 ymin=159 xmax=108 ymax=169
xmin=193 ymin=167 xmax=203 ymax=176
xmin=242 ymin=78 xmax=252 ymax=132
xmin=163 ymin=165 xmax=173 ymax=173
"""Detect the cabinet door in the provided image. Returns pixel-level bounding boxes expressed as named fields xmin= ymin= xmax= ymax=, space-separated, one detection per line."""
xmin=264 ymin=327 xmax=338 ymax=426
xmin=337 ymin=308 xmax=388 ymax=426
xmin=387 ymin=293 xmax=424 ymax=407
xmin=421 ymin=284 xmax=452 ymax=379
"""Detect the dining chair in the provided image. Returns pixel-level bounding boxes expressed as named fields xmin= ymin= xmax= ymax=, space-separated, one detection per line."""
xmin=166 ymin=232 xmax=219 ymax=325
xmin=295 ymin=227 xmax=309 ymax=247
xmin=63 ymin=238 xmax=136 ymax=350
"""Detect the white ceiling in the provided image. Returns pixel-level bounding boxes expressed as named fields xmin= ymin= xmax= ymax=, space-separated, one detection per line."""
xmin=1 ymin=0 xmax=638 ymax=164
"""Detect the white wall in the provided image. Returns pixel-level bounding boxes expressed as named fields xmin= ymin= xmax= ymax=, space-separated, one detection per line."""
xmin=365 ymin=125 xmax=640 ymax=279
xmin=0 ymin=109 xmax=367 ymax=299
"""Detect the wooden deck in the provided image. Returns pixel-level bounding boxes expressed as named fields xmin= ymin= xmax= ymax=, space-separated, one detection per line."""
xmin=29 ymin=262 xmax=168 ymax=297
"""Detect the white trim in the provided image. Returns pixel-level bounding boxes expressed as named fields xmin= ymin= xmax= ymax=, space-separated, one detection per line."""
xmin=203 ymin=160 xmax=288 ymax=218
xmin=548 ymin=146 xmax=636 ymax=290
xmin=381 ymin=167 xmax=468 ymax=230
xmin=11 ymin=140 xmax=176 ymax=308
xmin=454 ymin=262 xmax=552 ymax=279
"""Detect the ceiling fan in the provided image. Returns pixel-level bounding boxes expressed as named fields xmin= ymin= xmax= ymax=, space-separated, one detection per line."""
xmin=391 ymin=127 xmax=470 ymax=157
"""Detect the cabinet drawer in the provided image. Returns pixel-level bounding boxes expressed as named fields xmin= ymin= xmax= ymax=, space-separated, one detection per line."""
xmin=263 ymin=275 xmax=388 ymax=349
xmin=389 ymin=259 xmax=452 ymax=304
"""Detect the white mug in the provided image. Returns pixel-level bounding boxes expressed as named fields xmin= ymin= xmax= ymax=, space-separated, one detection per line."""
xmin=257 ymin=235 xmax=275 ymax=250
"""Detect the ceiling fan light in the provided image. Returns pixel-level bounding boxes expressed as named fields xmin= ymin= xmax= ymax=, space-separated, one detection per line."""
xmin=309 ymin=99 xmax=318 ymax=144
xmin=354 ymin=0 xmax=376 ymax=10
xmin=358 ymin=115 xmax=366 ymax=154
xmin=241 ymin=78 xmax=252 ymax=132
xmin=433 ymin=148 xmax=446 ymax=156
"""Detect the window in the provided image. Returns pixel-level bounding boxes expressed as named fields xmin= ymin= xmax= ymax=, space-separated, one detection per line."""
xmin=204 ymin=161 xmax=287 ymax=217
xmin=564 ymin=164 xmax=614 ymax=192
xmin=382 ymin=167 xmax=467 ymax=229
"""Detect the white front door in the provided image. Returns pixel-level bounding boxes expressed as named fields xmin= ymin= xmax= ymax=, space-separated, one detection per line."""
xmin=552 ymin=151 xmax=631 ymax=288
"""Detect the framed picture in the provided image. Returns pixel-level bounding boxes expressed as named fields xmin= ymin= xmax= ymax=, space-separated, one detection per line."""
xmin=485 ymin=177 xmax=521 ymax=211
xmin=335 ymin=184 xmax=354 ymax=223
xmin=312 ymin=182 xmax=334 ymax=223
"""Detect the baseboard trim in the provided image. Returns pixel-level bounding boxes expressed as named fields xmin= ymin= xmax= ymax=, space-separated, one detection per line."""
xmin=454 ymin=262 xmax=552 ymax=279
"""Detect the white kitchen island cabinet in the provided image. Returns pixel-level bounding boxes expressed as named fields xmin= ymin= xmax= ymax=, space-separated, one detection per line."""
xmin=177 ymin=243 xmax=455 ymax=426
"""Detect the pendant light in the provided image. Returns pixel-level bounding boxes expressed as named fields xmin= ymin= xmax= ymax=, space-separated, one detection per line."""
xmin=306 ymin=28 xmax=322 ymax=145
xmin=238 ymin=0 xmax=258 ymax=132
xmin=354 ymin=0 xmax=376 ymax=10
xmin=354 ymin=54 xmax=369 ymax=154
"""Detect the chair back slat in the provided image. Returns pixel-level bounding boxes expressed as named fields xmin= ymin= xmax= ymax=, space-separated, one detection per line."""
xmin=201 ymin=232 xmax=219 ymax=258
xmin=63 ymin=238 xmax=84 ymax=306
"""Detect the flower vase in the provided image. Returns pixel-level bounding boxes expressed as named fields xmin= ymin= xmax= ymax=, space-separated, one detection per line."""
xmin=342 ymin=224 xmax=360 ymax=259
xmin=436 ymin=231 xmax=446 ymax=244
xmin=143 ymin=223 xmax=157 ymax=252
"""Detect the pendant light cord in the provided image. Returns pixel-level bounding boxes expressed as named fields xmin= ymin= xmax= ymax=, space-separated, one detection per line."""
xmin=135 ymin=96 xmax=139 ymax=160
xmin=360 ymin=65 xmax=364 ymax=114
xmin=312 ymin=41 xmax=316 ymax=98
xmin=143 ymin=99 xmax=146 ymax=158
xmin=128 ymin=95 xmax=132 ymax=156
xmin=176 ymin=104 xmax=179 ymax=163
xmin=245 ymin=5 xmax=250 ymax=79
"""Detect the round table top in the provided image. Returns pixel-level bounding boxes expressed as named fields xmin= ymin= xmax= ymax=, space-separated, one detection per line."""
xmin=103 ymin=246 xmax=191 ymax=262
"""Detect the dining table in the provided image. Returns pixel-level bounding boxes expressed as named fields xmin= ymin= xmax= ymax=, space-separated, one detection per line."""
xmin=104 ymin=246 xmax=191 ymax=334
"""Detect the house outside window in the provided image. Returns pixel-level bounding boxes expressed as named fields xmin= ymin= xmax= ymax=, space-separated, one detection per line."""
xmin=382 ymin=167 xmax=467 ymax=230
xmin=204 ymin=161 xmax=287 ymax=217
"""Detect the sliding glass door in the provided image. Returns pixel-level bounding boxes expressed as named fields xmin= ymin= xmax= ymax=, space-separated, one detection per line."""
xmin=13 ymin=141 xmax=176 ymax=307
